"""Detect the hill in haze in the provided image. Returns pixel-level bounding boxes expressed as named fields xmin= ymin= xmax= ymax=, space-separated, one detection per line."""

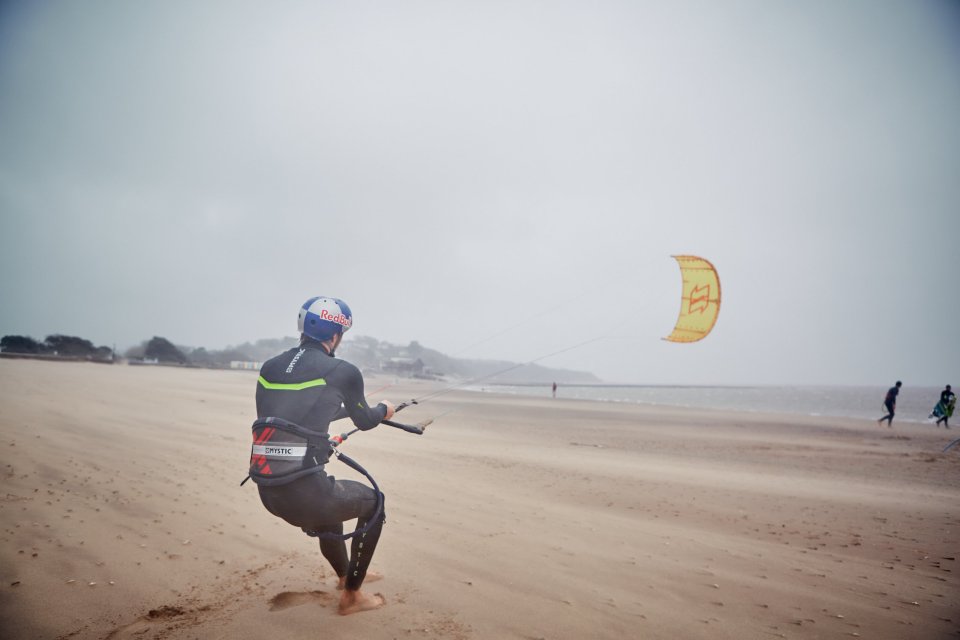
xmin=224 ymin=335 xmax=600 ymax=385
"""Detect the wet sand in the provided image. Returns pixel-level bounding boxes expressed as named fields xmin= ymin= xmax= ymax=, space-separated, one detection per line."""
xmin=1 ymin=359 xmax=958 ymax=639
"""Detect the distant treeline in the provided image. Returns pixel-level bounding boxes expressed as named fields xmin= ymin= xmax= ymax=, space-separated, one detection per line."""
xmin=0 ymin=334 xmax=293 ymax=368
xmin=1 ymin=334 xmax=114 ymax=361
xmin=123 ymin=336 xmax=298 ymax=367
xmin=1 ymin=333 xmax=600 ymax=383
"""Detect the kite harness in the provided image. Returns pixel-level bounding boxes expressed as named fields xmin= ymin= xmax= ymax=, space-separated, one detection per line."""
xmin=241 ymin=413 xmax=427 ymax=540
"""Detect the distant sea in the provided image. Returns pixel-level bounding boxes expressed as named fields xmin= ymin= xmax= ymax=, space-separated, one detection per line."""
xmin=473 ymin=384 xmax=949 ymax=424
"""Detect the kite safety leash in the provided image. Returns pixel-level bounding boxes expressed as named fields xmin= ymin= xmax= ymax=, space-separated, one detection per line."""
xmin=241 ymin=410 xmax=428 ymax=542
xmin=303 ymin=415 xmax=428 ymax=542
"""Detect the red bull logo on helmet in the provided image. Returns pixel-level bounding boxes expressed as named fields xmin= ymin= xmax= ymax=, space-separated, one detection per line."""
xmin=319 ymin=308 xmax=352 ymax=329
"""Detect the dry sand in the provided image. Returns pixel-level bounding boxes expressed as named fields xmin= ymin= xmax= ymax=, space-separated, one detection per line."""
xmin=1 ymin=358 xmax=958 ymax=639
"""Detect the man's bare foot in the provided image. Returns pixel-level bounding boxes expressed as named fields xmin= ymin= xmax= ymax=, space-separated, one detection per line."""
xmin=337 ymin=571 xmax=383 ymax=590
xmin=338 ymin=589 xmax=385 ymax=615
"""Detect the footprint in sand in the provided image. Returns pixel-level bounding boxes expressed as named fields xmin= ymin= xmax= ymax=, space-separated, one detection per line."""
xmin=105 ymin=605 xmax=190 ymax=639
xmin=268 ymin=590 xmax=335 ymax=611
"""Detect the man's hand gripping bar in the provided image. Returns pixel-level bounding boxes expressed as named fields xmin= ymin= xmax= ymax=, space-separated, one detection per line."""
xmin=329 ymin=414 xmax=431 ymax=446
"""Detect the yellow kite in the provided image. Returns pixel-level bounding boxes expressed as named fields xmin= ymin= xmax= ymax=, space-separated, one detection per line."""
xmin=664 ymin=255 xmax=721 ymax=343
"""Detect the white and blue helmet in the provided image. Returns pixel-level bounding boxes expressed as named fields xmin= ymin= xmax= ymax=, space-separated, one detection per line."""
xmin=298 ymin=296 xmax=353 ymax=342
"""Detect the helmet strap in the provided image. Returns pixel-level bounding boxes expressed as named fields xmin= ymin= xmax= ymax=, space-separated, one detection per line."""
xmin=324 ymin=333 xmax=343 ymax=357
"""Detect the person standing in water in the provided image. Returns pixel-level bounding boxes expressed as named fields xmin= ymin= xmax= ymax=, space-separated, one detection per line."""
xmin=877 ymin=380 xmax=902 ymax=427
xmin=248 ymin=296 xmax=395 ymax=615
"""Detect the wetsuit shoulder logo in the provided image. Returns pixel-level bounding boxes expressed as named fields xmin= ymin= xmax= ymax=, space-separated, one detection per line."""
xmin=285 ymin=348 xmax=306 ymax=374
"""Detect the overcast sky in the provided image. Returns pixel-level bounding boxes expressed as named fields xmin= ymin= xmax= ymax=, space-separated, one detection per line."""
xmin=1 ymin=1 xmax=958 ymax=386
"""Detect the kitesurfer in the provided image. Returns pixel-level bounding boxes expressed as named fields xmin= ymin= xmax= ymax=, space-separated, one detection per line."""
xmin=929 ymin=384 xmax=955 ymax=428
xmin=251 ymin=296 xmax=395 ymax=615
xmin=877 ymin=381 xmax=902 ymax=428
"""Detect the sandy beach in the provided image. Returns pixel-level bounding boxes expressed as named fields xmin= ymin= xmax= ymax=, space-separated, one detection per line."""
xmin=1 ymin=358 xmax=958 ymax=639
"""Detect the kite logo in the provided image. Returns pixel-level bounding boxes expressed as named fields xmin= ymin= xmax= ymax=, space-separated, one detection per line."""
xmin=688 ymin=285 xmax=711 ymax=314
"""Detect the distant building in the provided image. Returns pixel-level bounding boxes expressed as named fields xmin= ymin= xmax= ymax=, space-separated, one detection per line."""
xmin=230 ymin=361 xmax=263 ymax=370
xmin=381 ymin=357 xmax=425 ymax=376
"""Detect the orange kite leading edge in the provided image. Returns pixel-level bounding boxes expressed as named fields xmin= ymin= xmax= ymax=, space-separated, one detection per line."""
xmin=663 ymin=255 xmax=721 ymax=343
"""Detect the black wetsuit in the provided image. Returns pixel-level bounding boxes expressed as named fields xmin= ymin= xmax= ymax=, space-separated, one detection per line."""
xmin=879 ymin=385 xmax=899 ymax=426
xmin=936 ymin=389 xmax=955 ymax=427
xmin=255 ymin=339 xmax=388 ymax=590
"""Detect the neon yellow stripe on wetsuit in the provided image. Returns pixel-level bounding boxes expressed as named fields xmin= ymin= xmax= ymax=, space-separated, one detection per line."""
xmin=258 ymin=376 xmax=327 ymax=391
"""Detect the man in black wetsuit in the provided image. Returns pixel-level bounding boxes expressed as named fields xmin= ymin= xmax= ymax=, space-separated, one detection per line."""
xmin=877 ymin=380 xmax=902 ymax=427
xmin=250 ymin=296 xmax=395 ymax=615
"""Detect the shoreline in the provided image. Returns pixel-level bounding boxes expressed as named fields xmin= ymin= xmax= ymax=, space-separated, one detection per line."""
xmin=4 ymin=353 xmax=946 ymax=424
xmin=472 ymin=381 xmax=948 ymax=425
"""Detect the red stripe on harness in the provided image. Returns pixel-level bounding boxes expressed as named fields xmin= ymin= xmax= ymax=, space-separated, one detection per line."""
xmin=251 ymin=426 xmax=276 ymax=472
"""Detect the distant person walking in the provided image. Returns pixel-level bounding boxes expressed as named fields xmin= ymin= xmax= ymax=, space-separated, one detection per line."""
xmin=552 ymin=382 xmax=557 ymax=399
xmin=877 ymin=381 xmax=902 ymax=427
xmin=929 ymin=384 xmax=956 ymax=428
